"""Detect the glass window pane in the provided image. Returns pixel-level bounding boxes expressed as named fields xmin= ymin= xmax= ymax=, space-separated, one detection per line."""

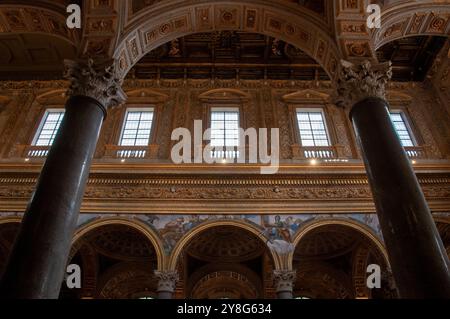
xmin=296 ymin=110 xmax=330 ymax=147
xmin=210 ymin=109 xmax=240 ymax=158
xmin=120 ymin=110 xmax=154 ymax=146
xmin=33 ymin=110 xmax=65 ymax=146
xmin=390 ymin=112 xmax=415 ymax=147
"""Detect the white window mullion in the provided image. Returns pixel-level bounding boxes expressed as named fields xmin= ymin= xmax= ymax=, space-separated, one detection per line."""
xmin=390 ymin=111 xmax=416 ymax=147
xmin=210 ymin=107 xmax=239 ymax=159
xmin=296 ymin=109 xmax=330 ymax=147
xmin=33 ymin=109 xmax=65 ymax=146
xmin=119 ymin=108 xmax=154 ymax=146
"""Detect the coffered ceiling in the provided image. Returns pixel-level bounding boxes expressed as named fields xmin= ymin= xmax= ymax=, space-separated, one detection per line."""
xmin=130 ymin=31 xmax=330 ymax=81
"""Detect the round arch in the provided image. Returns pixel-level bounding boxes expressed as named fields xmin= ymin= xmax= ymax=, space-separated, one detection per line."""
xmin=187 ymin=263 xmax=263 ymax=299
xmin=372 ymin=2 xmax=450 ymax=50
xmin=72 ymin=217 xmax=166 ymax=270
xmin=168 ymin=219 xmax=280 ymax=270
xmin=113 ymin=0 xmax=340 ymax=79
xmin=0 ymin=4 xmax=79 ymax=46
xmin=289 ymin=218 xmax=389 ymax=269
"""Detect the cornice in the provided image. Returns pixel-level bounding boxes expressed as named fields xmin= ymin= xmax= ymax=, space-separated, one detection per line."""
xmin=0 ymin=79 xmax=421 ymax=92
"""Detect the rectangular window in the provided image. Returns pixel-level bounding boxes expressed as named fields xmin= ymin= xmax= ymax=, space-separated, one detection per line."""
xmin=210 ymin=107 xmax=240 ymax=159
xmin=390 ymin=111 xmax=415 ymax=147
xmin=296 ymin=109 xmax=330 ymax=147
xmin=33 ymin=109 xmax=65 ymax=146
xmin=119 ymin=108 xmax=154 ymax=146
xmin=210 ymin=108 xmax=240 ymax=148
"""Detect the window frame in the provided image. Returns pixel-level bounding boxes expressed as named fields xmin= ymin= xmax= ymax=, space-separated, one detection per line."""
xmin=389 ymin=109 xmax=417 ymax=147
xmin=118 ymin=107 xmax=155 ymax=147
xmin=209 ymin=106 xmax=241 ymax=149
xmin=31 ymin=108 xmax=65 ymax=146
xmin=295 ymin=107 xmax=332 ymax=147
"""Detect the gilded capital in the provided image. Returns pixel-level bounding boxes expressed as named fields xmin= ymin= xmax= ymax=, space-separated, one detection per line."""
xmin=64 ymin=59 xmax=126 ymax=108
xmin=273 ymin=270 xmax=296 ymax=293
xmin=154 ymin=270 xmax=179 ymax=293
xmin=335 ymin=60 xmax=392 ymax=109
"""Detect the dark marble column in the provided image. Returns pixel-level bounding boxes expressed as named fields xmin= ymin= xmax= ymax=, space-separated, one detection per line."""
xmin=337 ymin=60 xmax=450 ymax=298
xmin=155 ymin=271 xmax=179 ymax=299
xmin=0 ymin=59 xmax=125 ymax=299
xmin=273 ymin=270 xmax=296 ymax=299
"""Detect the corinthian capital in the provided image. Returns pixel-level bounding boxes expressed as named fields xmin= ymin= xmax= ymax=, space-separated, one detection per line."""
xmin=154 ymin=270 xmax=179 ymax=293
xmin=64 ymin=59 xmax=126 ymax=108
xmin=335 ymin=60 xmax=392 ymax=109
xmin=273 ymin=270 xmax=296 ymax=293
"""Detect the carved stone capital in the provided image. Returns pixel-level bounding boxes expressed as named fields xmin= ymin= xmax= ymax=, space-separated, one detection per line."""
xmin=335 ymin=60 xmax=392 ymax=109
xmin=64 ymin=59 xmax=126 ymax=109
xmin=273 ymin=270 xmax=296 ymax=293
xmin=154 ymin=270 xmax=179 ymax=293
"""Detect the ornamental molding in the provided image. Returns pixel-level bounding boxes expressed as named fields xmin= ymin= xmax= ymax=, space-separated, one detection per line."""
xmin=335 ymin=60 xmax=393 ymax=109
xmin=273 ymin=270 xmax=296 ymax=293
xmin=64 ymin=59 xmax=127 ymax=108
xmin=0 ymin=78 xmax=418 ymax=92
xmin=0 ymin=174 xmax=450 ymax=204
xmin=154 ymin=270 xmax=179 ymax=293
xmin=1 ymin=173 xmax=449 ymax=188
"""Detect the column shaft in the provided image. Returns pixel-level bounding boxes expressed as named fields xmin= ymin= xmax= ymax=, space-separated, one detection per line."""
xmin=0 ymin=96 xmax=105 ymax=299
xmin=351 ymin=97 xmax=450 ymax=298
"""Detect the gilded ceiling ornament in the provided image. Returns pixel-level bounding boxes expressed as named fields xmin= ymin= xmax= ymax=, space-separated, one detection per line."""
xmin=335 ymin=60 xmax=393 ymax=109
xmin=64 ymin=59 xmax=126 ymax=108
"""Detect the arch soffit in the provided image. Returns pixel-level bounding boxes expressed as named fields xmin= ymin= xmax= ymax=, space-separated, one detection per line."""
xmin=113 ymin=1 xmax=341 ymax=80
xmin=289 ymin=218 xmax=389 ymax=269
xmin=373 ymin=3 xmax=450 ymax=50
xmin=168 ymin=219 xmax=280 ymax=271
xmin=72 ymin=217 xmax=166 ymax=270
xmin=0 ymin=4 xmax=79 ymax=46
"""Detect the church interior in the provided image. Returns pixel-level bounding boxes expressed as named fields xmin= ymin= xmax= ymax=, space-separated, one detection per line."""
xmin=0 ymin=0 xmax=449 ymax=299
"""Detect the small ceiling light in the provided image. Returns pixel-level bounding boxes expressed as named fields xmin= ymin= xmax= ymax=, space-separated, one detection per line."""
xmin=412 ymin=160 xmax=417 ymax=165
xmin=24 ymin=158 xmax=30 ymax=162
xmin=310 ymin=159 xmax=318 ymax=165
xmin=121 ymin=159 xmax=126 ymax=163
xmin=221 ymin=158 xmax=227 ymax=164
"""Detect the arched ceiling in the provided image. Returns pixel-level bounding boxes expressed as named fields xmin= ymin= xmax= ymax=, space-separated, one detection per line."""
xmin=0 ymin=1 xmax=79 ymax=80
xmin=81 ymin=224 xmax=157 ymax=262
xmin=0 ymin=0 xmax=449 ymax=81
xmin=186 ymin=226 xmax=266 ymax=263
xmin=113 ymin=0 xmax=340 ymax=79
xmin=294 ymin=225 xmax=361 ymax=260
